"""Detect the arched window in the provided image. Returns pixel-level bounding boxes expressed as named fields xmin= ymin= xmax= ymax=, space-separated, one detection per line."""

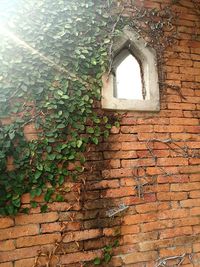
xmin=114 ymin=49 xmax=143 ymax=100
xmin=102 ymin=26 xmax=160 ymax=112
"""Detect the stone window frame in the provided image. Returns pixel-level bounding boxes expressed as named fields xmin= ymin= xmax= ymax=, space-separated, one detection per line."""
xmin=101 ymin=26 xmax=160 ymax=112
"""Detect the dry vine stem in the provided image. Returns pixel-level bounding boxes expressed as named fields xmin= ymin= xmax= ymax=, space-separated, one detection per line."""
xmin=155 ymin=253 xmax=194 ymax=267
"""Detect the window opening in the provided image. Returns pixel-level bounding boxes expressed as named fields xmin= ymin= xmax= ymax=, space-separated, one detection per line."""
xmin=101 ymin=26 xmax=160 ymax=112
xmin=114 ymin=50 xmax=143 ymax=100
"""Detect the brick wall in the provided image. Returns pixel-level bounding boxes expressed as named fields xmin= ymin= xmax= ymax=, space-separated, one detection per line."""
xmin=0 ymin=0 xmax=200 ymax=266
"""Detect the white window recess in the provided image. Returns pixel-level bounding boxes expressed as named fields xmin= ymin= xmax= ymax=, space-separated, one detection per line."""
xmin=101 ymin=26 xmax=160 ymax=111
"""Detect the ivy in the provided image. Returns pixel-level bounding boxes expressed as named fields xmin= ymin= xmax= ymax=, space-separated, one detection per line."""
xmin=0 ymin=0 xmax=177 ymax=216
xmin=0 ymin=0 xmax=123 ymax=215
xmin=93 ymin=240 xmax=119 ymax=265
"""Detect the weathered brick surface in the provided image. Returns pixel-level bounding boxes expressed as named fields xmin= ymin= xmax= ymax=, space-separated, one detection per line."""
xmin=0 ymin=0 xmax=200 ymax=266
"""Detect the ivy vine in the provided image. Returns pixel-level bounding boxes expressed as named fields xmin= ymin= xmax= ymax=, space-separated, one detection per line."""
xmin=0 ymin=0 xmax=124 ymax=215
xmin=0 ymin=0 xmax=177 ymax=216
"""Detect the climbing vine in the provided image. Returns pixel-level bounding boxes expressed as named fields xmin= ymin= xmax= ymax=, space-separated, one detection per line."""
xmin=0 ymin=0 xmax=178 ymax=216
xmin=0 ymin=0 xmax=124 ymax=215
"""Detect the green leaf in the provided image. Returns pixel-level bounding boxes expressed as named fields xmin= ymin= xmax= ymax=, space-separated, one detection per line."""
xmin=87 ymin=127 xmax=94 ymax=134
xmin=47 ymin=154 xmax=56 ymax=161
xmin=30 ymin=201 xmax=38 ymax=208
xmin=57 ymin=124 xmax=65 ymax=129
xmin=9 ymin=131 xmax=15 ymax=140
xmin=55 ymin=194 xmax=64 ymax=202
xmin=77 ymin=140 xmax=82 ymax=148
xmin=37 ymin=163 xmax=43 ymax=171
xmin=104 ymin=252 xmax=111 ymax=263
xmin=93 ymin=258 xmax=101 ymax=265
xmin=35 ymin=187 xmax=42 ymax=196
xmin=40 ymin=204 xmax=48 ymax=213
xmin=91 ymin=137 xmax=98 ymax=145
xmin=58 ymin=176 xmax=64 ymax=185
xmin=34 ymin=171 xmax=42 ymax=180
xmin=114 ymin=121 xmax=120 ymax=128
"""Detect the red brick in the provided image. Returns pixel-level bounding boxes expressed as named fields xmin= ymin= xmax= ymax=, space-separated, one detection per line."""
xmin=167 ymin=103 xmax=196 ymax=110
xmin=121 ymin=125 xmax=153 ymax=133
xmin=190 ymin=207 xmax=200 ymax=216
xmin=121 ymin=142 xmax=147 ymax=150
xmin=124 ymin=213 xmax=157 ymax=225
xmin=87 ymin=179 xmax=119 ymax=190
xmin=14 ymin=258 xmax=35 ymax=267
xmin=159 ymin=209 xmax=189 ymax=220
xmin=60 ymin=251 xmax=102 ymax=264
xmin=159 ymin=109 xmax=183 ymax=117
xmin=160 ymin=246 xmax=192 ymax=258
xmin=137 ymin=149 xmax=170 ymax=158
xmin=103 ymin=150 xmax=137 ymax=159
xmin=141 ymin=220 xmax=173 ymax=233
xmin=122 ymin=251 xmax=158 ymax=264
xmin=15 ymin=212 xmax=58 ymax=225
xmin=170 ymin=118 xmax=199 ymax=125
xmin=189 ymin=158 xmax=200 ymax=165
xmin=157 ymin=174 xmax=189 ymax=184
xmin=63 ymin=229 xmax=101 ymax=243
xmin=171 ymin=133 xmax=199 ymax=141
xmin=137 ymin=118 xmax=169 ymax=125
xmin=16 ymin=233 xmax=61 ymax=248
xmin=154 ymin=125 xmax=184 ymax=132
xmin=149 ymin=166 xmax=180 ymax=175
xmin=0 ymin=246 xmax=41 ymax=262
xmin=157 ymin=192 xmax=187 ymax=201
xmin=121 ymin=225 xmax=140 ymax=235
xmin=184 ymin=126 xmax=200 ymax=133
xmin=121 ymin=158 xmax=155 ymax=168
xmin=166 ymin=59 xmax=193 ymax=67
xmin=0 ymin=240 xmax=15 ymax=252
xmin=174 ymin=217 xmax=200 ymax=227
xmin=107 ymin=133 xmax=137 ymax=142
xmin=120 ymin=117 xmax=137 ymax=125
xmin=0 ymin=218 xmax=14 ymax=229
xmin=180 ymin=199 xmax=200 ymax=207
xmin=190 ymin=174 xmax=200 ymax=182
xmin=101 ymin=187 xmax=135 ymax=198
xmin=0 ymin=224 xmax=39 ymax=241
xmin=135 ymin=203 xmax=169 ymax=214
xmin=171 ymin=182 xmax=200 ymax=191
xmin=160 ymin=226 xmax=192 ymax=239
xmin=190 ymin=190 xmax=200 ymax=198
xmin=157 ymin=157 xmax=188 ymax=166
xmin=179 ymin=165 xmax=200 ymax=174
xmin=0 ymin=263 xmax=13 ymax=267
xmin=137 ymin=132 xmax=170 ymax=141
xmin=102 ymin=168 xmax=133 ymax=178
xmin=40 ymin=222 xmax=61 ymax=233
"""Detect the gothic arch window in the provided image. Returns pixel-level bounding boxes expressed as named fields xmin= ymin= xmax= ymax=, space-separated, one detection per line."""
xmin=102 ymin=26 xmax=160 ymax=111
xmin=114 ymin=49 xmax=144 ymax=100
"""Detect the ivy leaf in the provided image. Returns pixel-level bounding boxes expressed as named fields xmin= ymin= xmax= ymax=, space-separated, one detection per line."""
xmin=9 ymin=131 xmax=15 ymax=140
xmin=93 ymin=258 xmax=101 ymax=265
xmin=114 ymin=121 xmax=120 ymax=128
xmin=34 ymin=171 xmax=42 ymax=180
xmin=55 ymin=194 xmax=64 ymax=202
xmin=30 ymin=201 xmax=38 ymax=208
xmin=57 ymin=124 xmax=65 ymax=129
xmin=58 ymin=176 xmax=64 ymax=185
xmin=47 ymin=154 xmax=56 ymax=160
xmin=76 ymin=140 xmax=82 ymax=148
xmin=35 ymin=187 xmax=42 ymax=196
xmin=104 ymin=252 xmax=111 ymax=263
xmin=37 ymin=163 xmax=43 ymax=171
xmin=87 ymin=127 xmax=94 ymax=134
xmin=91 ymin=137 xmax=98 ymax=145
xmin=40 ymin=204 xmax=48 ymax=213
